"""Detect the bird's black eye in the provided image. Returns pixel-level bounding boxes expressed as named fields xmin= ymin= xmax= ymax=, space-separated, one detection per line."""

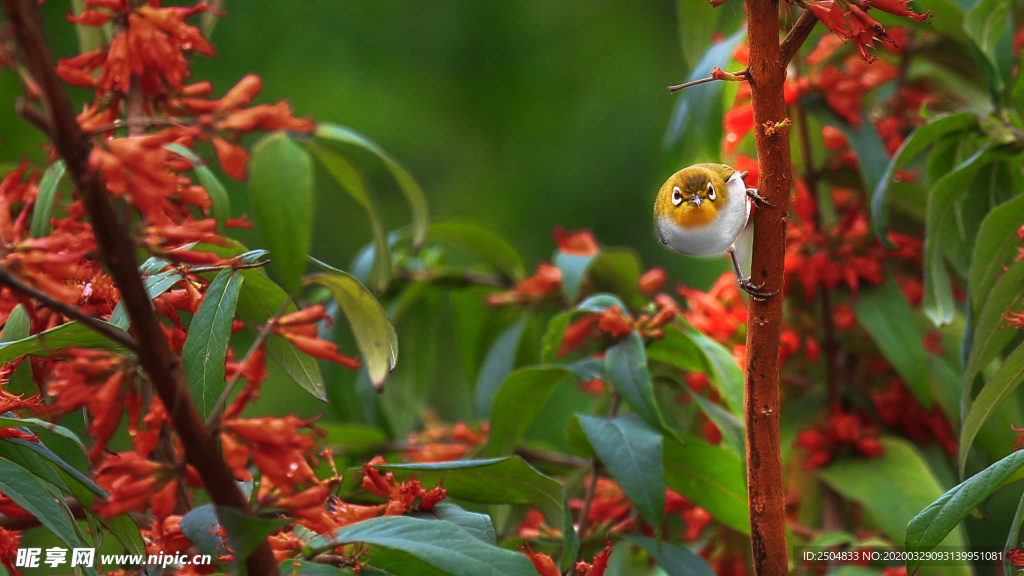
xmin=707 ymin=181 xmax=717 ymax=201
xmin=671 ymin=186 xmax=683 ymax=207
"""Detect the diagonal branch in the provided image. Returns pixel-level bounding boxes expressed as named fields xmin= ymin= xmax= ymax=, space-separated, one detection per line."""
xmin=0 ymin=2 xmax=277 ymax=573
xmin=0 ymin=267 xmax=138 ymax=352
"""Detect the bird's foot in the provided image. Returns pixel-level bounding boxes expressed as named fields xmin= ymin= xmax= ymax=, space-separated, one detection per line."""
xmin=746 ymin=188 xmax=774 ymax=208
xmin=737 ymin=276 xmax=779 ymax=301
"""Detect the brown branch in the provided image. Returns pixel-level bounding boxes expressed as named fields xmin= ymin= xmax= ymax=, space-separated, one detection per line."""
xmin=742 ymin=0 xmax=795 ymax=574
xmin=668 ymin=9 xmax=818 ymax=93
xmin=0 ymin=267 xmax=138 ymax=352
xmin=15 ymin=98 xmax=49 ymax=133
xmin=0 ymin=2 xmax=278 ymax=573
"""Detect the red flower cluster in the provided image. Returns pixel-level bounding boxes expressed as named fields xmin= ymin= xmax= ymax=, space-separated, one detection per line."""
xmin=403 ymin=417 xmax=489 ymax=463
xmin=795 ymin=408 xmax=885 ymax=469
xmin=522 ymin=539 xmax=613 ymax=576
xmin=871 ymin=379 xmax=957 ymax=455
xmin=803 ymin=0 xmax=929 ymax=62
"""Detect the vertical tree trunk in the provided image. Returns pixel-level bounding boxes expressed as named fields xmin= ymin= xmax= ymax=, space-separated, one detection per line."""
xmin=742 ymin=0 xmax=793 ymax=574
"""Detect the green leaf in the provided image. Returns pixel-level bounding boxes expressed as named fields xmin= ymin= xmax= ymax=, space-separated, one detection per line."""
xmin=554 ymin=252 xmax=597 ymax=304
xmin=688 ymin=392 xmax=745 ymax=459
xmin=181 ymin=504 xmax=290 ymax=564
xmin=869 ymin=113 xmax=978 ymax=243
xmin=414 ymin=502 xmax=497 ymax=545
xmin=0 ymin=320 xmax=132 ymax=363
xmin=0 ymin=416 xmax=87 ymax=452
xmin=968 ymin=192 xmax=1024 ymax=312
xmin=429 ymin=221 xmax=526 ymax=281
xmin=307 ymin=142 xmax=391 ymax=293
xmin=0 ymin=458 xmax=84 ymax=549
xmin=484 ymin=366 xmax=571 ymax=457
xmin=965 ymin=0 xmax=1013 ymax=93
xmin=1005 ymin=492 xmax=1024 ymax=575
xmin=249 ymin=132 xmax=315 ymax=294
xmin=539 ymin=293 xmax=628 ymax=363
xmin=315 ymin=123 xmax=430 ymax=248
xmin=304 ymin=266 xmax=399 ymax=390
xmin=923 ymin=145 xmax=1000 ymax=325
xmin=30 ymin=160 xmax=66 ymax=238
xmin=309 ymin=516 xmax=535 ymax=576
xmin=109 ymin=269 xmax=182 ymax=330
xmin=624 ymin=535 xmax=715 ymax=576
xmin=645 ymin=323 xmax=704 ymax=373
xmin=818 ymin=438 xmax=966 ymax=557
xmin=236 ymin=268 xmax=325 ymax=400
xmin=166 ymin=144 xmax=230 ymax=233
xmin=183 ymin=268 xmax=244 ymax=418
xmin=578 ymin=414 xmax=665 ymax=528
xmin=906 ymin=446 xmax=1024 ymax=573
xmin=854 ymin=279 xmax=933 ymax=405
xmin=959 ymin=342 xmax=1024 ymax=475
xmin=963 ymin=258 xmax=1024 ymax=396
xmin=1 ymin=305 xmax=30 ymax=342
xmin=663 ymin=433 xmax=748 ymax=534
xmin=474 ymin=318 xmax=528 ymax=418
xmin=0 ymin=438 xmax=104 ymax=498
xmin=679 ymin=325 xmax=744 ymax=417
xmin=605 ymin=331 xmax=665 ymax=430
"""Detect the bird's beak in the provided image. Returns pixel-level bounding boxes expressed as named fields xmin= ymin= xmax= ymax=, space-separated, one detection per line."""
xmin=688 ymin=196 xmax=702 ymax=208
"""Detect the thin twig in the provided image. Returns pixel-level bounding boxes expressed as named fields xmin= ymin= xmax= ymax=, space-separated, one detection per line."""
xmin=0 ymin=2 xmax=278 ymax=572
xmin=15 ymin=98 xmax=50 ymax=133
xmin=0 ymin=267 xmax=138 ymax=352
xmin=205 ymin=296 xmax=292 ymax=429
xmin=187 ymin=260 xmax=270 ymax=275
xmin=667 ymin=9 xmax=819 ymax=93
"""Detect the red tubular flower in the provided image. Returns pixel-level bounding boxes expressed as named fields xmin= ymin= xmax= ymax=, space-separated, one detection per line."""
xmin=869 ymin=0 xmax=931 ymax=21
xmin=488 ymin=263 xmax=562 ymax=306
xmin=1004 ymin=305 xmax=1024 ymax=329
xmin=598 ymin=306 xmax=633 ymax=337
xmin=272 ymin=305 xmax=362 ymax=369
xmin=0 ymin=527 xmax=20 ymax=576
xmin=521 ymin=542 xmax=561 ymax=576
xmin=575 ymin=539 xmax=614 ymax=576
xmin=554 ymin=225 xmax=600 ymax=256
xmin=722 ymin=103 xmax=754 ymax=154
xmin=557 ymin=315 xmax=598 ymax=357
xmin=638 ymin=268 xmax=667 ymax=294
xmin=806 ymin=1 xmax=850 ymax=39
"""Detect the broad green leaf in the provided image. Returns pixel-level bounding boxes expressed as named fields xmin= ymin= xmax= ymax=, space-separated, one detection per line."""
xmin=236 ymin=268 xmax=325 ymax=400
xmin=0 ymin=416 xmax=86 ymax=452
xmin=578 ymin=414 xmax=665 ymax=528
xmin=923 ymin=145 xmax=1000 ymax=325
xmin=540 ymin=293 xmax=628 ymax=362
xmin=679 ymin=325 xmax=744 ymax=417
xmin=959 ymin=342 xmax=1024 ymax=475
xmin=587 ymin=248 xmax=644 ymax=309
xmin=429 ymin=221 xmax=526 ymax=281
xmin=0 ymin=438 xmax=103 ymax=498
xmin=554 ymin=251 xmax=596 ymax=303
xmin=357 ymin=457 xmax=571 ymax=553
xmin=304 ymin=266 xmax=398 ymax=390
xmin=624 ymin=535 xmax=715 ymax=576
xmin=485 ymin=366 xmax=571 ymax=457
xmin=854 ymin=279 xmax=933 ymax=405
xmin=30 ymin=160 xmax=66 ymax=238
xmin=605 ymin=331 xmax=664 ymax=430
xmin=414 ymin=502 xmax=497 ymax=545
xmin=869 ymin=113 xmax=978 ymax=242
xmin=183 ymin=268 xmax=244 ymax=418
xmin=0 ymin=458 xmax=84 ymax=549
xmin=963 ymin=258 xmax=1024 ymax=397
xmin=109 ymin=269 xmax=182 ymax=330
xmin=645 ymin=324 xmax=704 ymax=373
xmin=0 ymin=320 xmax=132 ymax=363
xmin=315 ymin=123 xmax=430 ymax=248
xmin=474 ymin=319 xmax=528 ymax=418
xmin=968 ymin=192 xmax=1024 ymax=311
xmin=309 ymin=516 xmax=535 ymax=576
xmin=663 ymin=433 xmax=748 ymax=534
xmin=688 ymin=392 xmax=745 ymax=459
xmin=0 ymin=304 xmax=30 ymax=342
xmin=819 ymin=438 xmax=967 ymax=564
xmin=906 ymin=447 xmax=1024 ymax=574
xmin=166 ymin=144 xmax=230 ymax=232
xmin=965 ymin=0 xmax=1013 ymax=93
xmin=664 ymin=29 xmax=745 ymax=161
xmin=249 ymin=132 xmax=314 ymax=294
xmin=307 ymin=142 xmax=391 ymax=293
xmin=181 ymin=504 xmax=289 ymax=564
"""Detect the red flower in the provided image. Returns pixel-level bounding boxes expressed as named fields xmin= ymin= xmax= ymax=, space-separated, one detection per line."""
xmin=598 ymin=306 xmax=633 ymax=337
xmin=554 ymin=225 xmax=600 ymax=257
xmin=488 ymin=263 xmax=563 ymax=306
xmin=806 ymin=1 xmax=850 ymax=39
xmin=272 ymin=305 xmax=361 ymax=369
xmin=521 ymin=541 xmax=560 ymax=576
xmin=0 ymin=527 xmax=20 ymax=576
xmin=870 ymin=0 xmax=931 ymax=21
xmin=638 ymin=268 xmax=667 ymax=294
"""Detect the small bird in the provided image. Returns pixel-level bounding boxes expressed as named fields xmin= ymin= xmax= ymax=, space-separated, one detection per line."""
xmin=653 ymin=163 xmax=776 ymax=300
